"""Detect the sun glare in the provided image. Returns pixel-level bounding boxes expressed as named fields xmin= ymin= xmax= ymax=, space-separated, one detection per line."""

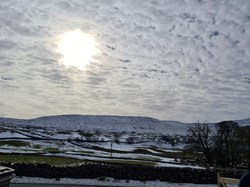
xmin=56 ymin=30 xmax=99 ymax=71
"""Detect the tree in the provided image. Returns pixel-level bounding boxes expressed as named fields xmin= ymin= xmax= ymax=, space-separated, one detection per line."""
xmin=237 ymin=126 xmax=250 ymax=168
xmin=215 ymin=121 xmax=240 ymax=167
xmin=186 ymin=120 xmax=250 ymax=168
xmin=186 ymin=122 xmax=214 ymax=166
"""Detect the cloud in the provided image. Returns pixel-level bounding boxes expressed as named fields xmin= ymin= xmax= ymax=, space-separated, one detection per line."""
xmin=1 ymin=76 xmax=15 ymax=81
xmin=119 ymin=59 xmax=131 ymax=63
xmin=0 ymin=60 xmax=15 ymax=67
xmin=0 ymin=0 xmax=249 ymax=122
xmin=0 ymin=40 xmax=16 ymax=50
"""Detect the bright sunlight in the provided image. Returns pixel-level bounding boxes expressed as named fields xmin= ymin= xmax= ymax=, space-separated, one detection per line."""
xmin=56 ymin=30 xmax=99 ymax=71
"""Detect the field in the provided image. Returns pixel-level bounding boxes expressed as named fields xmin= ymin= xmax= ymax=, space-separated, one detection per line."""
xmin=0 ymin=117 xmax=244 ymax=185
xmin=0 ymin=123 xmax=203 ymax=169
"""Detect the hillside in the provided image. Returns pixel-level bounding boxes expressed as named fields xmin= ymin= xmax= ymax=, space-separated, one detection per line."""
xmin=0 ymin=115 xmax=193 ymax=135
xmin=0 ymin=115 xmax=249 ymax=169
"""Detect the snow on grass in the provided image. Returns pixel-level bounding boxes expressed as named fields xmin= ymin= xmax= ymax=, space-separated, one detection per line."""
xmin=156 ymin=162 xmax=205 ymax=169
xmin=11 ymin=177 xmax=218 ymax=187
xmin=44 ymin=152 xmax=204 ymax=169
xmin=0 ymin=131 xmax=28 ymax=138
xmin=0 ymin=148 xmax=38 ymax=154
xmin=99 ymin=142 xmax=136 ymax=152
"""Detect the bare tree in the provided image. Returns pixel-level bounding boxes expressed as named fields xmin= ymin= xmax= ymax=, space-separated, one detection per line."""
xmin=215 ymin=121 xmax=239 ymax=167
xmin=187 ymin=122 xmax=214 ymax=166
xmin=237 ymin=126 xmax=250 ymax=168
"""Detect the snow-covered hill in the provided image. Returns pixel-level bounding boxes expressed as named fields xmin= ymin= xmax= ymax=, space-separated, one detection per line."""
xmin=0 ymin=115 xmax=193 ymax=135
xmin=0 ymin=115 xmax=249 ymax=168
xmin=235 ymin=118 xmax=250 ymax=126
xmin=0 ymin=115 xmax=249 ymax=135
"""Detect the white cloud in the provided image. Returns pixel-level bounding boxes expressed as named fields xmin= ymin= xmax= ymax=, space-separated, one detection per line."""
xmin=0 ymin=0 xmax=249 ymax=122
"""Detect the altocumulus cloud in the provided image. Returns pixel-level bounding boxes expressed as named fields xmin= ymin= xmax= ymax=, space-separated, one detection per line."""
xmin=0 ymin=0 xmax=249 ymax=122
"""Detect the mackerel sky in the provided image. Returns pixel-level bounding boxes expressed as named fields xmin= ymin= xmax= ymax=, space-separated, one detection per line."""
xmin=0 ymin=0 xmax=249 ymax=122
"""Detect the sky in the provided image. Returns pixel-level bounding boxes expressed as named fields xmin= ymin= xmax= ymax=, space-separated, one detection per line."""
xmin=0 ymin=0 xmax=249 ymax=123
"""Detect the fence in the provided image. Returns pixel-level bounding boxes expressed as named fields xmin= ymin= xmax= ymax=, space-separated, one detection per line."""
xmin=217 ymin=172 xmax=239 ymax=187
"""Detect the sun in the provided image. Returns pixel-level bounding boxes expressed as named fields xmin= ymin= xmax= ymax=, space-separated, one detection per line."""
xmin=56 ymin=30 xmax=99 ymax=71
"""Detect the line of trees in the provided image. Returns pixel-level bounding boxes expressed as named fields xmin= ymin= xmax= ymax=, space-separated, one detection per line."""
xmin=186 ymin=121 xmax=250 ymax=168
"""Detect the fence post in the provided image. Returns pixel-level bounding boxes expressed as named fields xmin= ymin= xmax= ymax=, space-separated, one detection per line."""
xmin=217 ymin=172 xmax=239 ymax=187
xmin=217 ymin=172 xmax=221 ymax=187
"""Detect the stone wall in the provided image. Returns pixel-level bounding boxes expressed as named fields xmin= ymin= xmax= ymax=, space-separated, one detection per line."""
xmin=1 ymin=162 xmax=244 ymax=184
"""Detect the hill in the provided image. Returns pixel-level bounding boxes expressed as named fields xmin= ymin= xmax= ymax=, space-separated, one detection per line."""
xmin=0 ymin=115 xmax=192 ymax=135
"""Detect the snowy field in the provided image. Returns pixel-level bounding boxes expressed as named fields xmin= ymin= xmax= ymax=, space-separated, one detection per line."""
xmin=0 ymin=115 xmax=243 ymax=186
xmin=0 ymin=118 xmax=201 ymax=168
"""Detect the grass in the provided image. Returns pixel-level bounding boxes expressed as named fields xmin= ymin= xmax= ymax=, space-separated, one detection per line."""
xmin=0 ymin=154 xmax=156 ymax=167
xmin=0 ymin=140 xmax=200 ymax=167
xmin=44 ymin=147 xmax=62 ymax=154
xmin=0 ymin=154 xmax=87 ymax=167
xmin=32 ymin=144 xmax=42 ymax=149
xmin=0 ymin=140 xmax=30 ymax=147
xmin=134 ymin=147 xmax=199 ymax=160
xmin=91 ymin=145 xmax=130 ymax=154
xmin=137 ymin=156 xmax=161 ymax=162
xmin=78 ymin=132 xmax=93 ymax=137
xmin=89 ymin=145 xmax=197 ymax=161
xmin=57 ymin=131 xmax=71 ymax=134
xmin=103 ymin=159 xmax=156 ymax=167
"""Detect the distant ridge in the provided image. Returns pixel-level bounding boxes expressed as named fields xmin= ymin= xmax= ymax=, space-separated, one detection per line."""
xmin=0 ymin=115 xmax=249 ymax=135
xmin=235 ymin=118 xmax=250 ymax=126
xmin=0 ymin=114 xmax=192 ymax=135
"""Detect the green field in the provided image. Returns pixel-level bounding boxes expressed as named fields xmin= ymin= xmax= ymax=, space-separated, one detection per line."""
xmin=0 ymin=154 xmax=158 ymax=167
